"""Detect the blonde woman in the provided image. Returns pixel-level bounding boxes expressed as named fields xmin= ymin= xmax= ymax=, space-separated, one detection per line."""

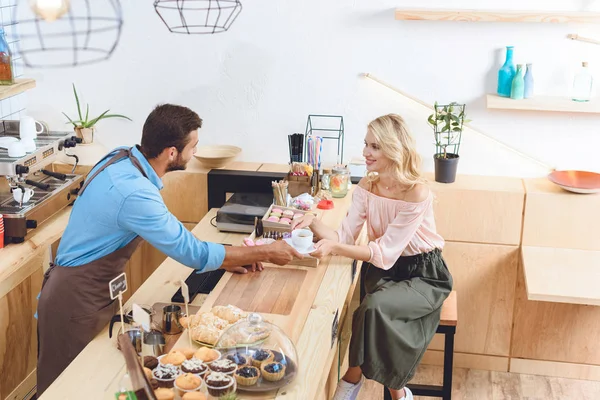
xmin=292 ymin=114 xmax=453 ymax=400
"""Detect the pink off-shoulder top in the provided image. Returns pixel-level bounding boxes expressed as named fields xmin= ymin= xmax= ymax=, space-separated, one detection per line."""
xmin=335 ymin=185 xmax=444 ymax=270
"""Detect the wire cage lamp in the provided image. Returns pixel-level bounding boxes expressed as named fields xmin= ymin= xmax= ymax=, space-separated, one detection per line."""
xmin=13 ymin=0 xmax=123 ymax=68
xmin=154 ymin=0 xmax=242 ymax=34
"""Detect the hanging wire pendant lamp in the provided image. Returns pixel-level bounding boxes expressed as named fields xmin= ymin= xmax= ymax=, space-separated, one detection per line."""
xmin=154 ymin=0 xmax=242 ymax=34
xmin=14 ymin=0 xmax=123 ymax=68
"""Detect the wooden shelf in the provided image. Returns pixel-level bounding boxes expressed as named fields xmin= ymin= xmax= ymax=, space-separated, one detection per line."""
xmin=486 ymin=94 xmax=600 ymax=114
xmin=0 ymin=78 xmax=36 ymax=101
xmin=394 ymin=9 xmax=600 ymax=23
xmin=522 ymin=246 xmax=600 ymax=306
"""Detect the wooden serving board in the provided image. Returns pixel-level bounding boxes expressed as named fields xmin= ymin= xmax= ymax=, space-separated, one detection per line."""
xmin=212 ymin=267 xmax=307 ymax=315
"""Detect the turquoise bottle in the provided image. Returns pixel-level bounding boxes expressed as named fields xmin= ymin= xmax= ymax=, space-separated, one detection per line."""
xmin=497 ymin=46 xmax=516 ymax=97
xmin=511 ymin=64 xmax=525 ymax=100
xmin=524 ymin=63 xmax=534 ymax=99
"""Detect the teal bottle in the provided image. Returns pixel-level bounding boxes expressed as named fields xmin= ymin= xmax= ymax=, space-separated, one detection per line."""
xmin=524 ymin=63 xmax=534 ymax=99
xmin=511 ymin=64 xmax=525 ymax=99
xmin=497 ymin=46 xmax=516 ymax=97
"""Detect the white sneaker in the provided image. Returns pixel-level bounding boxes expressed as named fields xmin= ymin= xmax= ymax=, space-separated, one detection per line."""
xmin=402 ymin=387 xmax=414 ymax=400
xmin=332 ymin=376 xmax=364 ymax=400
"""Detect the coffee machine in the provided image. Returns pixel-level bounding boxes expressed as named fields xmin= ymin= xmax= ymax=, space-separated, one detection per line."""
xmin=0 ymin=119 xmax=85 ymax=244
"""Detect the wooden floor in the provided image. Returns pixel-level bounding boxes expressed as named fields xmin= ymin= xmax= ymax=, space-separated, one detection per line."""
xmin=357 ymin=364 xmax=600 ymax=400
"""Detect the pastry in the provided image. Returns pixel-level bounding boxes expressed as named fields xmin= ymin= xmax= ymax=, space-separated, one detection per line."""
xmin=271 ymin=208 xmax=283 ymax=214
xmin=266 ymin=216 xmax=279 ymax=222
xmin=174 ymin=373 xmax=202 ymax=396
xmin=194 ymin=347 xmax=221 ymax=363
xmin=152 ymin=364 xmax=180 ymax=388
xmin=150 ymin=379 xmax=159 ymax=390
xmin=190 ymin=325 xmax=221 ymax=345
xmin=282 ymin=210 xmax=294 ymax=218
xmin=192 ymin=311 xmax=230 ymax=330
xmin=179 ymin=316 xmax=190 ymax=328
xmin=208 ymin=359 xmax=237 ymax=375
xmin=182 ymin=393 xmax=207 ymax=400
xmin=211 ymin=305 xmax=245 ymax=324
xmin=204 ymin=371 xmax=235 ymax=397
xmin=181 ymin=358 xmax=207 ymax=375
xmin=160 ymin=350 xmax=186 ymax=366
xmin=144 ymin=355 xmax=159 ymax=370
xmin=143 ymin=367 xmax=153 ymax=381
xmin=172 ymin=347 xmax=196 ymax=360
xmin=270 ymin=212 xmax=282 ymax=218
xmin=226 ymin=352 xmax=249 ymax=366
xmin=279 ymin=217 xmax=291 ymax=224
xmin=235 ymin=365 xmax=260 ymax=386
xmin=154 ymin=388 xmax=175 ymax=400
xmin=251 ymin=349 xmax=274 ymax=367
xmin=261 ymin=362 xmax=286 ymax=382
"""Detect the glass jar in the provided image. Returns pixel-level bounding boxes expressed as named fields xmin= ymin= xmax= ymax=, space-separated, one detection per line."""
xmin=0 ymin=29 xmax=13 ymax=85
xmin=321 ymin=168 xmax=331 ymax=190
xmin=330 ymin=166 xmax=350 ymax=198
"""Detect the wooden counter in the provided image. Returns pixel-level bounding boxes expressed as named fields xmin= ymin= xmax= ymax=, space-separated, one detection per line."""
xmin=40 ymin=190 xmax=362 ymax=399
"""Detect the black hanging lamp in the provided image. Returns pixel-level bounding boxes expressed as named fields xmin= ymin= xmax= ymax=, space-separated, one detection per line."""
xmin=154 ymin=0 xmax=242 ymax=34
xmin=14 ymin=0 xmax=123 ymax=68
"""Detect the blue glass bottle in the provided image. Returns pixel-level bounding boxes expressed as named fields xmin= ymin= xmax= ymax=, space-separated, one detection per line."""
xmin=497 ymin=46 xmax=515 ymax=97
xmin=524 ymin=63 xmax=534 ymax=99
xmin=511 ymin=64 xmax=525 ymax=100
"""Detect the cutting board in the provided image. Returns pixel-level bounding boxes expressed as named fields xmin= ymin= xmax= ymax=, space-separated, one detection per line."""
xmin=213 ymin=267 xmax=307 ymax=315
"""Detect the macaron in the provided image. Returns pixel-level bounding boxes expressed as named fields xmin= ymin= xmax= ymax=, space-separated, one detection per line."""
xmin=282 ymin=210 xmax=294 ymax=218
xmin=279 ymin=218 xmax=291 ymax=224
xmin=267 ymin=216 xmax=280 ymax=222
xmin=271 ymin=208 xmax=283 ymax=214
xmin=293 ymin=213 xmax=304 ymax=220
xmin=270 ymin=212 xmax=282 ymax=218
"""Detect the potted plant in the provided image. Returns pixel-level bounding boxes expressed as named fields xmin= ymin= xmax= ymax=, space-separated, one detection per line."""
xmin=427 ymin=102 xmax=470 ymax=183
xmin=62 ymin=83 xmax=131 ymax=144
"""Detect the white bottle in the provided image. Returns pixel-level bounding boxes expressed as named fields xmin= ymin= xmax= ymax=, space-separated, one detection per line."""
xmin=572 ymin=61 xmax=593 ymax=102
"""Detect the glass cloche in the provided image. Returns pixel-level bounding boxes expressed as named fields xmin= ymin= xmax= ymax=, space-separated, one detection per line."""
xmin=213 ymin=313 xmax=298 ymax=392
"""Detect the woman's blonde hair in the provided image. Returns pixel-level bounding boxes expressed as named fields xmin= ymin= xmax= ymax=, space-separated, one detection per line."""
xmin=366 ymin=114 xmax=425 ymax=188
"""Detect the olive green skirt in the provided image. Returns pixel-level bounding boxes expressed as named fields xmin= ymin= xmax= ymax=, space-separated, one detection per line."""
xmin=349 ymin=248 xmax=453 ymax=390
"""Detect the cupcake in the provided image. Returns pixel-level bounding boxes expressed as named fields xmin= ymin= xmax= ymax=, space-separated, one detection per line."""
xmin=160 ymin=351 xmax=186 ymax=366
xmin=152 ymin=364 xmax=180 ymax=388
xmin=150 ymin=379 xmax=159 ymax=390
xmin=144 ymin=355 xmax=159 ymax=370
xmin=182 ymin=393 xmax=207 ymax=400
xmin=143 ymin=367 xmax=153 ymax=381
xmin=174 ymin=373 xmax=203 ymax=397
xmin=226 ymin=352 xmax=249 ymax=366
xmin=279 ymin=217 xmax=291 ymax=225
xmin=271 ymin=208 xmax=283 ymax=214
xmin=181 ymin=358 xmax=207 ymax=375
xmin=154 ymin=388 xmax=175 ymax=400
xmin=204 ymin=372 xmax=235 ymax=397
xmin=270 ymin=212 xmax=282 ymax=218
xmin=266 ymin=216 xmax=279 ymax=222
xmin=293 ymin=213 xmax=304 ymax=220
xmin=282 ymin=210 xmax=294 ymax=218
xmin=208 ymin=359 xmax=237 ymax=375
xmin=172 ymin=347 xmax=196 ymax=360
xmin=194 ymin=347 xmax=221 ymax=363
xmin=251 ymin=349 xmax=274 ymax=367
xmin=261 ymin=362 xmax=286 ymax=382
xmin=235 ymin=365 xmax=260 ymax=386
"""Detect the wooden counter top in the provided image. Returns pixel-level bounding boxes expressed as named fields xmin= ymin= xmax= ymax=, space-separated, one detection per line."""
xmin=40 ymin=189 xmax=359 ymax=400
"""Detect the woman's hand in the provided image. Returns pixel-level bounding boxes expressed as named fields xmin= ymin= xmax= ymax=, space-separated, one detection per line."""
xmin=290 ymin=213 xmax=316 ymax=230
xmin=309 ymin=239 xmax=338 ymax=259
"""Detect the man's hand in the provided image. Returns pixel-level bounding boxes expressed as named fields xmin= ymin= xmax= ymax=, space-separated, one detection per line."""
xmin=221 ymin=262 xmax=264 ymax=274
xmin=266 ymin=240 xmax=304 ymax=265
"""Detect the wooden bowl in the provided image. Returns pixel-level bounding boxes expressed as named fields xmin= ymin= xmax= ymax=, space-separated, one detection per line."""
xmin=194 ymin=145 xmax=241 ymax=169
xmin=547 ymin=170 xmax=600 ymax=194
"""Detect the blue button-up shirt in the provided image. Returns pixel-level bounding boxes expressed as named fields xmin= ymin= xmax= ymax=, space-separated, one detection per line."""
xmin=55 ymin=146 xmax=225 ymax=271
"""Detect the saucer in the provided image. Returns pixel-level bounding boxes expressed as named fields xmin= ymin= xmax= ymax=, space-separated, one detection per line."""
xmin=283 ymin=238 xmax=316 ymax=255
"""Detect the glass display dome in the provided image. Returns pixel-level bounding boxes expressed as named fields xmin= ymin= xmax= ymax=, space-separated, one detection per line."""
xmin=214 ymin=313 xmax=298 ymax=392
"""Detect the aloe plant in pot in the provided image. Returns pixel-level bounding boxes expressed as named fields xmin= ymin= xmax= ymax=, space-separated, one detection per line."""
xmin=62 ymin=83 xmax=131 ymax=144
xmin=427 ymin=102 xmax=470 ymax=183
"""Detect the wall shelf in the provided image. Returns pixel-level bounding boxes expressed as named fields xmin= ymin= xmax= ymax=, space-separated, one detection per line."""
xmin=0 ymin=78 xmax=36 ymax=101
xmin=394 ymin=9 xmax=600 ymax=24
xmin=486 ymin=94 xmax=600 ymax=114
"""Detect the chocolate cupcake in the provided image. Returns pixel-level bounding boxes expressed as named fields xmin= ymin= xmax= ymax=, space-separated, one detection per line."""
xmin=251 ymin=349 xmax=274 ymax=367
xmin=226 ymin=352 xmax=249 ymax=366
xmin=144 ymin=355 xmax=159 ymax=370
xmin=235 ymin=365 xmax=260 ymax=386
xmin=152 ymin=364 xmax=180 ymax=388
xmin=150 ymin=379 xmax=159 ymax=390
xmin=204 ymin=371 xmax=235 ymax=397
xmin=181 ymin=358 xmax=207 ymax=375
xmin=261 ymin=362 xmax=286 ymax=382
xmin=208 ymin=359 xmax=237 ymax=375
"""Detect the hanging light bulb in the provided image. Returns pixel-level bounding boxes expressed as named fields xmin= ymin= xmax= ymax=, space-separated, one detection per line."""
xmin=29 ymin=0 xmax=70 ymax=22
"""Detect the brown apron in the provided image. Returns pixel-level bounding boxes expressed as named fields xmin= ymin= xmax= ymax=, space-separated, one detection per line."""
xmin=37 ymin=148 xmax=150 ymax=396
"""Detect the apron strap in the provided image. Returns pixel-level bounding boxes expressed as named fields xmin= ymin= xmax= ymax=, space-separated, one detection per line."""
xmin=79 ymin=147 xmax=149 ymax=196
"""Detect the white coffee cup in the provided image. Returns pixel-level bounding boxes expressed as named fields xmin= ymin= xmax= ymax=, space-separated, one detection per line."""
xmin=292 ymin=228 xmax=314 ymax=250
xmin=19 ymin=116 xmax=44 ymax=139
xmin=13 ymin=187 xmax=35 ymax=203
xmin=7 ymin=141 xmax=26 ymax=157
xmin=22 ymin=137 xmax=36 ymax=153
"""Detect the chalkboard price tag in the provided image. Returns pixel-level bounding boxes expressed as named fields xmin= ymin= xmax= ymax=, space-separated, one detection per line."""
xmin=109 ymin=273 xmax=127 ymax=300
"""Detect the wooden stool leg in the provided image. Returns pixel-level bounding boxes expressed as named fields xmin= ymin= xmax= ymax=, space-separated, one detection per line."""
xmin=442 ymin=328 xmax=455 ymax=400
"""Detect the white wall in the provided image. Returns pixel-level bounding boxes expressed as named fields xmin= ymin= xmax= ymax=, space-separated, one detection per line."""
xmin=18 ymin=0 xmax=600 ymax=177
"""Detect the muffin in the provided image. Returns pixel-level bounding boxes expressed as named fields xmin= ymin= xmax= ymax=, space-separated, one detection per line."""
xmin=174 ymin=373 xmax=202 ymax=396
xmin=150 ymin=379 xmax=159 ymax=390
xmin=209 ymin=359 xmax=237 ymax=375
xmin=181 ymin=358 xmax=207 ymax=375
xmin=261 ymin=362 xmax=286 ymax=382
xmin=194 ymin=347 xmax=221 ymax=363
xmin=282 ymin=210 xmax=294 ymax=218
xmin=251 ymin=349 xmax=274 ymax=367
xmin=172 ymin=347 xmax=196 ymax=360
xmin=160 ymin=351 xmax=186 ymax=366
xmin=143 ymin=367 xmax=153 ymax=381
xmin=226 ymin=352 xmax=249 ymax=366
xmin=153 ymin=388 xmax=175 ymax=400
xmin=182 ymin=393 xmax=207 ymax=400
xmin=204 ymin=371 xmax=235 ymax=397
xmin=152 ymin=364 xmax=180 ymax=388
xmin=235 ymin=365 xmax=260 ymax=386
xmin=144 ymin=355 xmax=159 ymax=370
